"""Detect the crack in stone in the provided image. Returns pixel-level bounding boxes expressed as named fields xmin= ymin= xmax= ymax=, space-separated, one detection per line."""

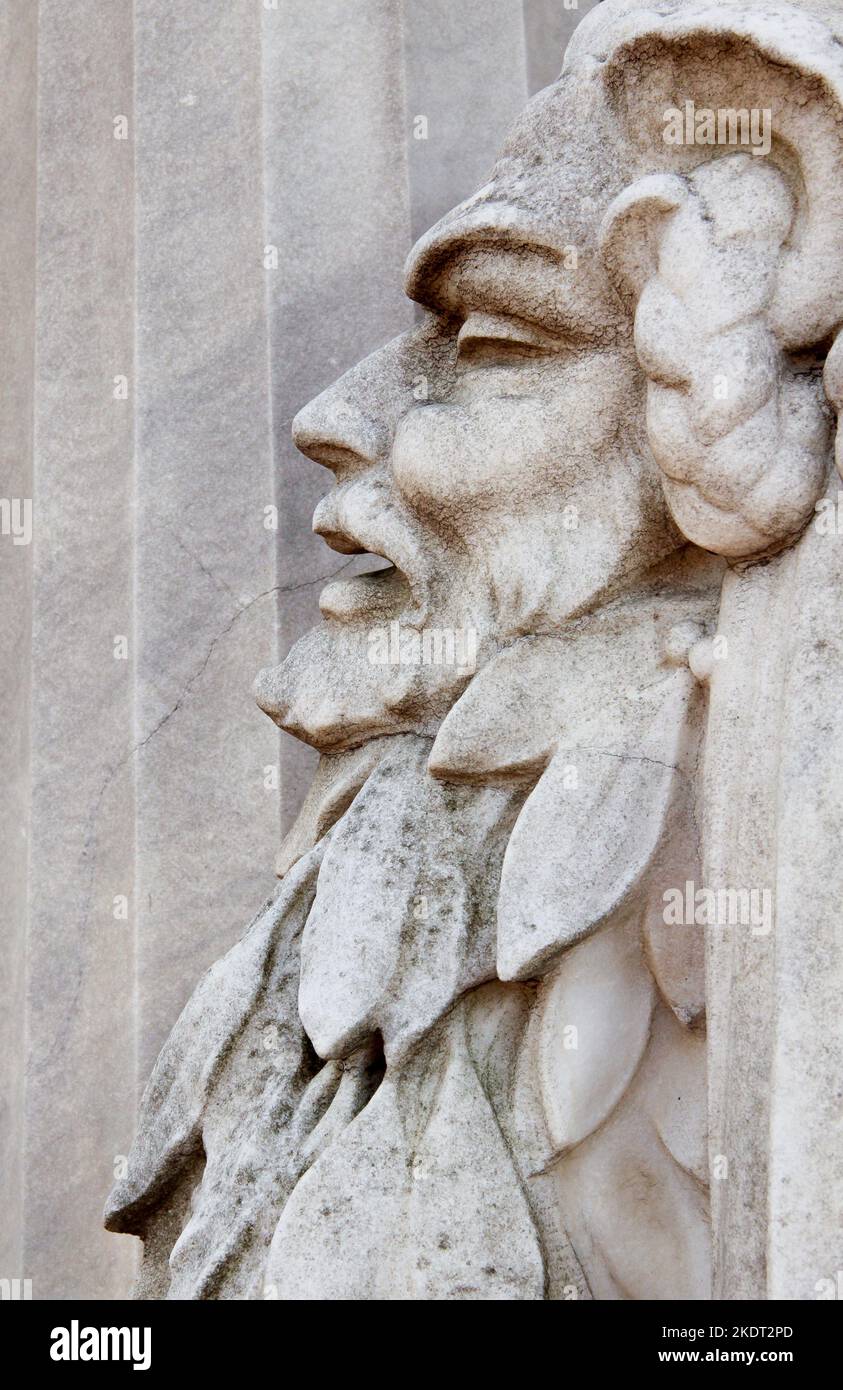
xmin=135 ymin=557 xmax=358 ymax=754
xmin=79 ymin=559 xmax=358 ymax=941
xmin=163 ymin=524 xmax=245 ymax=609
xmin=564 ymin=745 xmax=683 ymax=774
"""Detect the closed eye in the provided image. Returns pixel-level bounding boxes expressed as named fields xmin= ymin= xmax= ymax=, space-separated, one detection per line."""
xmin=456 ymin=312 xmax=568 ymax=367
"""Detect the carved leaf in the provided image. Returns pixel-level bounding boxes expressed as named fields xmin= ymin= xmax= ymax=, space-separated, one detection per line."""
xmin=497 ymin=668 xmax=697 ymax=982
xmin=299 ymin=736 xmax=524 ymax=1062
xmin=531 ymin=919 xmax=655 ymax=1158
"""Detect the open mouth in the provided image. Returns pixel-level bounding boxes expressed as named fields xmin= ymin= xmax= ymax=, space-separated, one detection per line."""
xmin=314 ymin=503 xmax=425 ymax=622
xmin=319 ymin=554 xmax=414 ymax=622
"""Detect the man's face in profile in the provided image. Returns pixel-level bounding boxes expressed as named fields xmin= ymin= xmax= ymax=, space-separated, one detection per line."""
xmin=256 ymin=80 xmax=679 ymax=750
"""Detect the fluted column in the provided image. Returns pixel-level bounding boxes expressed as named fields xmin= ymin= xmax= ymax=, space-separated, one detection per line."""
xmin=22 ymin=0 xmax=137 ymax=1300
xmin=1 ymin=0 xmax=589 ymax=1300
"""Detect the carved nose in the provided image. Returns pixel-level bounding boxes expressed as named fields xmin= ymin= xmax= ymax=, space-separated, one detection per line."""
xmin=292 ymin=388 xmax=389 ymax=478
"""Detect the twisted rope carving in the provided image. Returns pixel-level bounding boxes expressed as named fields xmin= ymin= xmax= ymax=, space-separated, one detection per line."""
xmin=602 ymin=154 xmax=833 ymax=558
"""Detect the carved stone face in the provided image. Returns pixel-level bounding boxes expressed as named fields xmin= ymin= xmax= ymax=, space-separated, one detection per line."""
xmin=255 ymin=75 xmax=681 ymax=750
xmin=257 ymin=0 xmax=840 ymax=754
xmin=107 ymin=0 xmax=843 ymax=1307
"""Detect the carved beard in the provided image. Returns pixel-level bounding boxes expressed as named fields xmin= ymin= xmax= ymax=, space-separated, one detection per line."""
xmin=106 ymin=579 xmax=714 ymax=1299
xmin=105 ymin=734 xmax=535 ymax=1298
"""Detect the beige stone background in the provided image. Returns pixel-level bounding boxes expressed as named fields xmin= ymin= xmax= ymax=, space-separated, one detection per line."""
xmin=0 ymin=0 xmax=600 ymax=1301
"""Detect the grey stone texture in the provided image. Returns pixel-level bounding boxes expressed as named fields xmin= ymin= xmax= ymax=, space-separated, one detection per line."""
xmin=107 ymin=0 xmax=843 ymax=1301
xmin=9 ymin=0 xmax=842 ymax=1304
xmin=21 ymin=0 xmax=138 ymax=1303
xmin=1 ymin=0 xmax=587 ymax=1301
xmin=0 ymin=0 xmax=37 ymax=1296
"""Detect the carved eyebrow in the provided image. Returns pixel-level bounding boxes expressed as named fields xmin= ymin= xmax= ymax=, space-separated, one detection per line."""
xmin=409 ymin=237 xmax=563 ymax=318
xmin=413 ymin=243 xmax=600 ymax=345
xmin=406 ymin=208 xmax=568 ymax=290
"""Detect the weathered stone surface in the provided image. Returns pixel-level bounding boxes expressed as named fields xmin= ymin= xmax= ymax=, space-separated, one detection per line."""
xmin=522 ymin=0 xmax=604 ymax=95
xmin=7 ymin=0 xmax=843 ymax=1304
xmin=263 ymin=0 xmax=536 ymax=834
xmin=0 ymin=0 xmax=37 ymax=1294
xmin=108 ymin=0 xmax=843 ymax=1301
xmin=132 ymin=0 xmax=280 ymax=1092
xmin=6 ymin=0 xmax=583 ymax=1301
xmin=22 ymin=0 xmax=137 ymax=1301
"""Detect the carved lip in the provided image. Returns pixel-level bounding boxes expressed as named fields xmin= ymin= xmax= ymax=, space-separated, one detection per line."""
xmin=313 ymin=508 xmax=429 ymax=626
xmin=319 ymin=559 xmax=414 ymax=623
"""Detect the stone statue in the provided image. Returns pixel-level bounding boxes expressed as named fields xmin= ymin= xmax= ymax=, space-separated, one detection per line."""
xmin=105 ymin=0 xmax=843 ymax=1300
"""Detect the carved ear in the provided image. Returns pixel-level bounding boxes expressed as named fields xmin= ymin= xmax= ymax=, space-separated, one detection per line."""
xmin=600 ymin=155 xmax=831 ymax=558
xmin=596 ymin=5 xmax=843 ymax=558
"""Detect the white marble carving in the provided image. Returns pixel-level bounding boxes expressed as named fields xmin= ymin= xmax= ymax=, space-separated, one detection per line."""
xmin=106 ymin=0 xmax=843 ymax=1300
